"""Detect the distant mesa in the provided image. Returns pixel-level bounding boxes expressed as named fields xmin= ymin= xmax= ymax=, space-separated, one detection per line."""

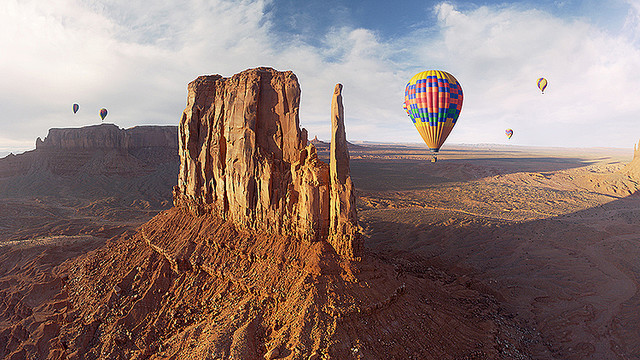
xmin=173 ymin=67 xmax=361 ymax=259
xmin=310 ymin=135 xmax=328 ymax=148
xmin=0 ymin=124 xmax=178 ymax=204
xmin=307 ymin=135 xmax=364 ymax=153
xmin=35 ymin=123 xmax=177 ymax=150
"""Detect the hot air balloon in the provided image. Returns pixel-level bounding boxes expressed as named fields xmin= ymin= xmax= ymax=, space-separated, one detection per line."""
xmin=73 ymin=103 xmax=79 ymax=114
xmin=505 ymin=129 xmax=513 ymax=139
xmin=99 ymin=108 xmax=108 ymax=121
xmin=404 ymin=70 xmax=463 ymax=162
xmin=537 ymin=77 xmax=547 ymax=94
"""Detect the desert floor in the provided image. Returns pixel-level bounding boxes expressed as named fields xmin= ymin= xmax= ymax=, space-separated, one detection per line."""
xmin=3 ymin=143 xmax=640 ymax=359
xmin=344 ymin=143 xmax=640 ymax=359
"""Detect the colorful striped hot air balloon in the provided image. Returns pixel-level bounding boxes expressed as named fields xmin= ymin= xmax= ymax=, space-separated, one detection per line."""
xmin=73 ymin=103 xmax=79 ymax=114
xmin=403 ymin=70 xmax=463 ymax=162
xmin=537 ymin=77 xmax=548 ymax=94
xmin=505 ymin=128 xmax=513 ymax=139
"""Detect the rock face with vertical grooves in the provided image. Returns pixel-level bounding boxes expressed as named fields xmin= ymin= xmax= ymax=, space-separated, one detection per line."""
xmin=173 ymin=67 xmax=359 ymax=258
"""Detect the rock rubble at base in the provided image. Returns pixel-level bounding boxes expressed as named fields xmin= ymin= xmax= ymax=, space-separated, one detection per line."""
xmin=173 ymin=67 xmax=361 ymax=259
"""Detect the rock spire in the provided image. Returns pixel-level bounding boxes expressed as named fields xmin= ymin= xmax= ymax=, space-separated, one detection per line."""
xmin=329 ymin=84 xmax=360 ymax=257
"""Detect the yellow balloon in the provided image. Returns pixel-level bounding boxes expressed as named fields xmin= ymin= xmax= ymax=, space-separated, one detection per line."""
xmin=537 ymin=77 xmax=548 ymax=93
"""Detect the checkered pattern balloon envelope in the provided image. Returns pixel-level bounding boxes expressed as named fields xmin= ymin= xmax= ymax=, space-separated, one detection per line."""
xmin=403 ymin=70 xmax=463 ymax=152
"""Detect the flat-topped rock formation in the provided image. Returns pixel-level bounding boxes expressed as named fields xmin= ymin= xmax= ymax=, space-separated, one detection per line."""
xmin=173 ymin=67 xmax=360 ymax=259
xmin=35 ymin=124 xmax=177 ymax=150
xmin=1 ymin=124 xmax=178 ymax=178
xmin=0 ymin=124 xmax=178 ymax=208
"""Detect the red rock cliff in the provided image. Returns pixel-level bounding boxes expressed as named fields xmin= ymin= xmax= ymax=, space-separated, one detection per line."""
xmin=173 ymin=67 xmax=360 ymax=259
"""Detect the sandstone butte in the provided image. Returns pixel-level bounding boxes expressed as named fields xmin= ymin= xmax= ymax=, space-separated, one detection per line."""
xmin=0 ymin=68 xmax=540 ymax=360
xmin=173 ymin=67 xmax=361 ymax=259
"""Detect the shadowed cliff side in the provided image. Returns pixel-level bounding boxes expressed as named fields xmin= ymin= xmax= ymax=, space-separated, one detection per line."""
xmin=173 ymin=67 xmax=360 ymax=259
xmin=35 ymin=124 xmax=177 ymax=151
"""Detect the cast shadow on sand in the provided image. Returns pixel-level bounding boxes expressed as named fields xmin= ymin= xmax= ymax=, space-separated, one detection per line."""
xmin=349 ymin=154 xmax=600 ymax=192
xmin=361 ymin=183 xmax=640 ymax=359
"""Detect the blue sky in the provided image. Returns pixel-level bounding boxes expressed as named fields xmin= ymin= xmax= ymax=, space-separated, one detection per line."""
xmin=1 ymin=0 xmax=640 ymax=156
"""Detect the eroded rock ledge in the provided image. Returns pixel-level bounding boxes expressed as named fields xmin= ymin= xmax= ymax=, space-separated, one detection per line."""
xmin=173 ymin=67 xmax=361 ymax=259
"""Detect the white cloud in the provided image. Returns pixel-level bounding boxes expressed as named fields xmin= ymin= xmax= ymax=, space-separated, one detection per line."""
xmin=301 ymin=2 xmax=640 ymax=147
xmin=409 ymin=2 xmax=640 ymax=148
xmin=1 ymin=0 xmax=640 ymax=155
xmin=623 ymin=0 xmax=640 ymax=44
xmin=0 ymin=0 xmax=278 ymax=152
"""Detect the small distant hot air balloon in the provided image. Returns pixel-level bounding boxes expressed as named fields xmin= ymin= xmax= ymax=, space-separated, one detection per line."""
xmin=404 ymin=70 xmax=463 ymax=162
xmin=99 ymin=108 xmax=108 ymax=122
xmin=72 ymin=103 xmax=79 ymax=114
xmin=505 ymin=129 xmax=513 ymax=139
xmin=537 ymin=77 xmax=548 ymax=94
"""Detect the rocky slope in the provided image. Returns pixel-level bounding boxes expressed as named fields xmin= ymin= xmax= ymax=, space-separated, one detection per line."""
xmin=0 ymin=68 xmax=543 ymax=359
xmin=1 ymin=206 xmax=543 ymax=359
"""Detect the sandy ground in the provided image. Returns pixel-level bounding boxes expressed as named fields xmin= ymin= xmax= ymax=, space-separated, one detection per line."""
xmin=2 ymin=143 xmax=640 ymax=359
xmin=0 ymin=197 xmax=162 ymax=243
xmin=349 ymin=143 xmax=640 ymax=359
xmin=0 ymin=205 xmax=541 ymax=360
